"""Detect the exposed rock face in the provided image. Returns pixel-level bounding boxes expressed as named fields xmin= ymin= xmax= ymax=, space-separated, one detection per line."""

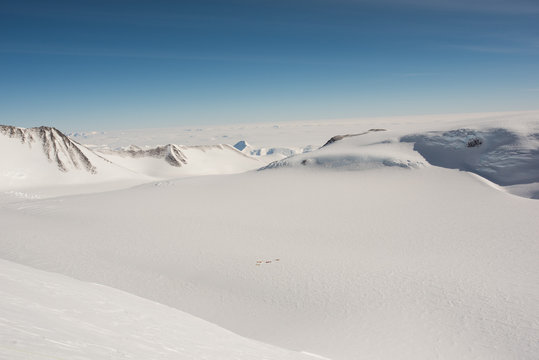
xmin=401 ymin=128 xmax=539 ymax=186
xmin=0 ymin=125 xmax=97 ymax=173
xmin=111 ymin=144 xmax=189 ymax=167
xmin=101 ymin=143 xmax=255 ymax=168
xmin=322 ymin=129 xmax=387 ymax=147
xmin=467 ymin=138 xmax=483 ymax=148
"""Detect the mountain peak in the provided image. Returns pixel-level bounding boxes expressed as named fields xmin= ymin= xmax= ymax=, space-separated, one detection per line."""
xmin=0 ymin=125 xmax=96 ymax=173
xmin=233 ymin=140 xmax=250 ymax=151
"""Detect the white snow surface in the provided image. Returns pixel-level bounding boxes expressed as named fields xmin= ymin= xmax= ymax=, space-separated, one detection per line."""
xmin=232 ymin=140 xmax=311 ymax=162
xmin=0 ymin=259 xmax=317 ymax=360
xmin=1 ymin=110 xmax=539 ymax=360
xmin=0 ymin=126 xmax=149 ymax=194
xmin=96 ymin=144 xmax=260 ymax=179
xmin=3 ymin=111 xmax=538 ymax=197
xmin=261 ymin=131 xmax=426 ymax=171
xmin=0 ymin=126 xmax=260 ymax=196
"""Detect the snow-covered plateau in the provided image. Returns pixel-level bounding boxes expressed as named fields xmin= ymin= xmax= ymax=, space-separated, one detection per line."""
xmin=1 ymin=111 xmax=538 ymax=359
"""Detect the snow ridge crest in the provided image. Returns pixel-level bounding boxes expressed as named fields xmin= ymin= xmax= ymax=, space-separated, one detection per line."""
xmin=0 ymin=125 xmax=97 ymax=174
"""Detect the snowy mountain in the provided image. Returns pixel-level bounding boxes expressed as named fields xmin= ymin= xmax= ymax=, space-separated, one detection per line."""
xmin=0 ymin=126 xmax=261 ymax=194
xmin=111 ymin=143 xmax=189 ymax=167
xmin=233 ymin=140 xmax=251 ymax=151
xmin=401 ymin=128 xmax=539 ymax=197
xmin=1 ymin=125 xmax=97 ymax=173
xmin=96 ymin=143 xmax=260 ymax=179
xmin=321 ymin=128 xmax=387 ymax=147
xmin=233 ymin=139 xmax=312 ymax=162
xmin=1 ymin=112 xmax=538 ymax=360
xmin=261 ymin=129 xmax=426 ymax=171
xmin=0 ymin=125 xmax=145 ymax=192
xmin=259 ymin=123 xmax=539 ymax=198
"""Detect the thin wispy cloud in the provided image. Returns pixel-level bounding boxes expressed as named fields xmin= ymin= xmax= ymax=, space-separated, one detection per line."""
xmin=447 ymin=45 xmax=523 ymax=54
xmin=1 ymin=0 xmax=538 ymax=128
xmin=339 ymin=0 xmax=539 ymax=14
xmin=0 ymin=46 xmax=333 ymax=66
xmin=399 ymin=72 xmax=436 ymax=78
xmin=442 ymin=35 xmax=539 ymax=54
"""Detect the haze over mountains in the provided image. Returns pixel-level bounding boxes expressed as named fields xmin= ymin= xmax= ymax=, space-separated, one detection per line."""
xmin=1 ymin=111 xmax=538 ymax=360
xmin=0 ymin=125 xmax=261 ymax=194
xmin=2 ymin=111 xmax=538 ymax=198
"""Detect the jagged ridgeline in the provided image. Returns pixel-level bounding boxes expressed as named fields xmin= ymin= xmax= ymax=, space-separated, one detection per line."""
xmin=0 ymin=125 xmax=261 ymax=191
xmin=109 ymin=144 xmax=188 ymax=167
xmin=0 ymin=125 xmax=97 ymax=173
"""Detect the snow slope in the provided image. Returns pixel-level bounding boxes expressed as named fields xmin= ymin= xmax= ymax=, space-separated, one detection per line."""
xmin=401 ymin=128 xmax=539 ymax=198
xmin=1 ymin=111 xmax=538 ymax=360
xmin=261 ymin=129 xmax=426 ymax=171
xmin=0 ymin=126 xmax=260 ymax=196
xmin=257 ymin=115 xmax=539 ymax=198
xmin=0 ymin=126 xmax=149 ymax=194
xmin=97 ymin=144 xmax=260 ymax=179
xmin=1 ymin=167 xmax=537 ymax=360
xmin=5 ymin=111 xmax=537 ymax=197
xmin=0 ymin=259 xmax=319 ymax=360
xmin=233 ymin=140 xmax=312 ymax=162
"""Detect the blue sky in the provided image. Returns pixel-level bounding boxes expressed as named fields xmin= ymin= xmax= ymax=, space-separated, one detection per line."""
xmin=1 ymin=0 xmax=538 ymax=131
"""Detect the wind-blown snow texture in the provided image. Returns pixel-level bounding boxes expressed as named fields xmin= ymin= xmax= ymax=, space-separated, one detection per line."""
xmin=1 ymin=111 xmax=538 ymax=360
xmin=401 ymin=128 xmax=539 ymax=187
xmin=0 ymin=259 xmax=317 ymax=360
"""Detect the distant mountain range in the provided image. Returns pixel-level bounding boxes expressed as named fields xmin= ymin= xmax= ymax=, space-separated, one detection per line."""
xmin=0 ymin=125 xmax=260 ymax=191
xmin=1 ymin=122 xmax=538 ymax=198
